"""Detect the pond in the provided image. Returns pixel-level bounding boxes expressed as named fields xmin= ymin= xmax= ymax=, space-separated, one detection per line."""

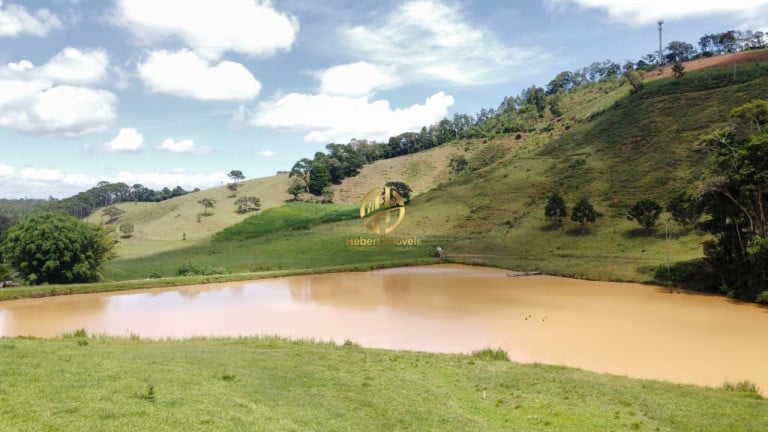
xmin=1 ymin=264 xmax=766 ymax=394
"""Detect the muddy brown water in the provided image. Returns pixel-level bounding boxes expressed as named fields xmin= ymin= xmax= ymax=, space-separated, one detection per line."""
xmin=2 ymin=264 xmax=767 ymax=394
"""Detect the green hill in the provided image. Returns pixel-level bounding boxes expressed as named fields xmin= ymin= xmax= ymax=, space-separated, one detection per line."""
xmin=100 ymin=58 xmax=768 ymax=284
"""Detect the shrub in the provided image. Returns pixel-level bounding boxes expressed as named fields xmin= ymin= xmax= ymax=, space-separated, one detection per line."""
xmin=176 ymin=263 xmax=230 ymax=276
xmin=720 ymin=380 xmax=762 ymax=398
xmin=1 ymin=211 xmax=115 ymax=284
xmin=470 ymin=348 xmax=510 ymax=361
xmin=756 ymin=291 xmax=768 ymax=305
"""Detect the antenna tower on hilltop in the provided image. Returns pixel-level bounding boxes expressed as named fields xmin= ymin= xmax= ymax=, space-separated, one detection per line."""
xmin=657 ymin=20 xmax=664 ymax=66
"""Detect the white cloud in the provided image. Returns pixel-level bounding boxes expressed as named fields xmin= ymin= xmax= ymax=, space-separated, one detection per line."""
xmin=544 ymin=0 xmax=768 ymax=26
xmin=1 ymin=47 xmax=109 ymax=84
xmin=104 ymin=128 xmax=143 ymax=152
xmin=257 ymin=149 xmax=275 ymax=157
xmin=18 ymin=167 xmax=65 ymax=182
xmin=0 ymin=163 xmax=14 ymax=176
xmin=251 ymin=91 xmax=454 ymax=143
xmin=318 ymin=62 xmax=401 ymax=97
xmin=0 ymin=164 xmax=230 ymax=199
xmin=110 ymin=171 xmax=229 ymax=191
xmin=0 ymin=0 xmax=63 ymax=37
xmin=0 ymin=79 xmax=116 ymax=136
xmin=0 ymin=165 xmax=94 ymax=199
xmin=344 ymin=0 xmax=546 ymax=85
xmin=112 ymin=0 xmax=299 ymax=60
xmin=159 ymin=138 xmax=197 ymax=153
xmin=138 ymin=49 xmax=261 ymax=101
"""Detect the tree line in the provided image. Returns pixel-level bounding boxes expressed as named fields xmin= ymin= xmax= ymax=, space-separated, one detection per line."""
xmin=46 ymin=181 xmax=197 ymax=218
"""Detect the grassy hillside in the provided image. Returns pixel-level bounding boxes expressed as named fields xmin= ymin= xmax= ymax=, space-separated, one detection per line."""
xmin=99 ymin=58 xmax=768 ymax=284
xmin=1 ymin=336 xmax=764 ymax=431
xmin=403 ymin=62 xmax=768 ymax=280
xmin=85 ymin=173 xmax=292 ymax=258
xmin=333 ymin=139 xmax=471 ymax=203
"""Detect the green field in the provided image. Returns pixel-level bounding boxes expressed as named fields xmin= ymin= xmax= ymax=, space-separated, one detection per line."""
xmin=0 ymin=335 xmax=764 ymax=432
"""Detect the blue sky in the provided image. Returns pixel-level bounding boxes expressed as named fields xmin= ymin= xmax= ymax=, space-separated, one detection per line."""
xmin=0 ymin=0 xmax=766 ymax=198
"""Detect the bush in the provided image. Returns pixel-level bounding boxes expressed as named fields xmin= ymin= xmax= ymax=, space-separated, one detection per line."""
xmin=653 ymin=259 xmax=718 ymax=292
xmin=119 ymin=222 xmax=134 ymax=238
xmin=756 ymin=291 xmax=768 ymax=305
xmin=1 ymin=211 xmax=115 ymax=284
xmin=720 ymin=381 xmax=762 ymax=398
xmin=176 ymin=263 xmax=230 ymax=276
xmin=470 ymin=348 xmax=510 ymax=361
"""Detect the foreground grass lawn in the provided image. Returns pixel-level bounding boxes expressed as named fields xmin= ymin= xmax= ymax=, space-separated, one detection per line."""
xmin=0 ymin=337 xmax=764 ymax=431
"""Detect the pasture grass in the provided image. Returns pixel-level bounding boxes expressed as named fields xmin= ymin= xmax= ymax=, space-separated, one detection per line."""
xmin=0 ymin=336 xmax=764 ymax=432
xmin=42 ymin=61 xmax=768 ymax=290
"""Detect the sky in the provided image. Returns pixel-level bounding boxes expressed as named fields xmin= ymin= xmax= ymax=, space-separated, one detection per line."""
xmin=0 ymin=0 xmax=766 ymax=199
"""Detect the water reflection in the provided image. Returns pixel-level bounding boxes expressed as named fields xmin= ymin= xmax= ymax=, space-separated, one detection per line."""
xmin=1 ymin=264 xmax=767 ymax=395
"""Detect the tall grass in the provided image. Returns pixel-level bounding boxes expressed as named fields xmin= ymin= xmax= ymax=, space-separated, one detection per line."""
xmin=215 ymin=202 xmax=359 ymax=241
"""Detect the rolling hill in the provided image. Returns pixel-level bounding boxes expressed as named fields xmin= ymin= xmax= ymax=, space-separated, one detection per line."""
xmin=95 ymin=52 xmax=768 ymax=283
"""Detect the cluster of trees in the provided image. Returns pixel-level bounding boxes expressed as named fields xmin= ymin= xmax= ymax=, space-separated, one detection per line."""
xmin=696 ymin=99 xmax=768 ymax=301
xmin=698 ymin=30 xmax=766 ymax=57
xmin=47 ymin=181 xmax=197 ymax=218
xmin=0 ymin=198 xmax=46 ymax=219
xmin=288 ymin=143 xmax=366 ymax=199
xmin=548 ymin=193 xmax=697 ymax=233
xmin=544 ymin=193 xmax=598 ymax=230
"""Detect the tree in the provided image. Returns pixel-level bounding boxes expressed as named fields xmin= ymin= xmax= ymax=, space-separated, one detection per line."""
xmin=0 ymin=214 xmax=13 ymax=263
xmin=227 ymin=170 xmax=245 ymax=197
xmin=198 ymin=198 xmax=216 ymax=216
xmin=666 ymin=190 xmax=701 ymax=230
xmin=321 ymin=186 xmax=334 ymax=203
xmin=665 ymin=41 xmax=697 ymax=63
xmin=226 ymin=182 xmax=240 ymax=197
xmin=671 ymin=62 xmax=685 ymax=79
xmin=119 ymin=222 xmax=134 ymax=238
xmin=548 ymin=93 xmax=563 ymax=117
xmin=571 ymin=198 xmax=597 ymax=229
xmin=102 ymin=206 xmax=125 ymax=224
xmin=228 ymin=170 xmax=245 ymax=182
xmin=287 ymin=177 xmax=306 ymax=201
xmin=522 ymin=86 xmax=546 ymax=115
xmin=1 ymin=211 xmax=115 ymax=284
xmin=627 ymin=199 xmax=663 ymax=230
xmin=624 ymin=68 xmax=644 ymax=93
xmin=698 ymin=99 xmax=768 ymax=300
xmin=0 ymin=263 xmax=12 ymax=285
xmin=544 ymin=192 xmax=567 ymax=224
xmin=289 ymin=159 xmax=313 ymax=185
xmin=307 ymin=164 xmax=331 ymax=195
xmin=546 ymin=71 xmax=575 ymax=95
xmin=235 ymin=196 xmax=261 ymax=214
xmin=385 ymin=181 xmax=413 ymax=203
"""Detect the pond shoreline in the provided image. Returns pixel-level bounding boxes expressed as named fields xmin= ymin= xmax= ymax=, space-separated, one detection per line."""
xmin=3 ymin=264 xmax=768 ymax=396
